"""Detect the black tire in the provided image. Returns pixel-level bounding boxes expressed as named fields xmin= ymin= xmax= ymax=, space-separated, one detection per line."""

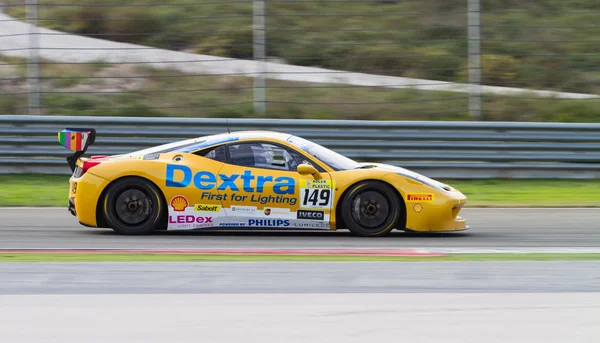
xmin=101 ymin=177 xmax=167 ymax=235
xmin=339 ymin=180 xmax=403 ymax=237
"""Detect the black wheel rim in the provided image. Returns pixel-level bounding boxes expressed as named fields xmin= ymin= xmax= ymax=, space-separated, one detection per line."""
xmin=350 ymin=190 xmax=391 ymax=230
xmin=114 ymin=188 xmax=153 ymax=226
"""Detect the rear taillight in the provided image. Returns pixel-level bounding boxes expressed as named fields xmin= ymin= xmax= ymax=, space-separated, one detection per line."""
xmin=80 ymin=160 xmax=102 ymax=176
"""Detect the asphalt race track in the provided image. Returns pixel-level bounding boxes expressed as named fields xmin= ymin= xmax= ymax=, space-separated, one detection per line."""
xmin=2 ymin=261 xmax=600 ymax=294
xmin=1 ymin=207 xmax=599 ymax=249
xmin=2 ymin=207 xmax=600 ymax=343
xmin=2 ymin=293 xmax=599 ymax=343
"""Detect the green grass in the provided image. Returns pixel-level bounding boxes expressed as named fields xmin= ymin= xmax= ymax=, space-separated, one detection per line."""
xmin=442 ymin=179 xmax=600 ymax=207
xmin=1 ymin=174 xmax=70 ymax=207
xmin=2 ymin=174 xmax=600 ymax=207
xmin=0 ymin=253 xmax=600 ymax=262
xmin=2 ymin=54 xmax=600 ymax=122
xmin=5 ymin=0 xmax=600 ymax=95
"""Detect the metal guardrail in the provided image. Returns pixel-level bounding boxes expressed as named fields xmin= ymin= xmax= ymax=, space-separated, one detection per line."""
xmin=2 ymin=115 xmax=600 ymax=179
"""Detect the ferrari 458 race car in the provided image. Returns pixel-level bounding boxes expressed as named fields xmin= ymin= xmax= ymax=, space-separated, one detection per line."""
xmin=58 ymin=128 xmax=468 ymax=237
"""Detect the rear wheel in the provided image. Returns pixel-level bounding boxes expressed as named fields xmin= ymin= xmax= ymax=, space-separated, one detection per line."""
xmin=102 ymin=177 xmax=167 ymax=235
xmin=339 ymin=180 xmax=403 ymax=237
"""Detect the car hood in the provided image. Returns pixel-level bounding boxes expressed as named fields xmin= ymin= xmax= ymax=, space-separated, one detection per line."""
xmin=359 ymin=162 xmax=453 ymax=191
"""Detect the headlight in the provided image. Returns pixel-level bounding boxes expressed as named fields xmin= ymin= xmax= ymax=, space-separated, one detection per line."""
xmin=398 ymin=173 xmax=453 ymax=192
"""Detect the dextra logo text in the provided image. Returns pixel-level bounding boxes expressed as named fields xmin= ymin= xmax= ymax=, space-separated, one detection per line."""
xmin=165 ymin=164 xmax=295 ymax=194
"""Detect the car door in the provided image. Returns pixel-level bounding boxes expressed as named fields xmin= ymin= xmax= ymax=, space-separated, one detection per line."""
xmin=216 ymin=141 xmax=333 ymax=230
xmin=163 ymin=145 xmax=228 ymax=230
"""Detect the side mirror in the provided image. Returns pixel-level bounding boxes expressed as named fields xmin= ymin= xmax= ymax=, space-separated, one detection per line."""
xmin=297 ymin=163 xmax=318 ymax=176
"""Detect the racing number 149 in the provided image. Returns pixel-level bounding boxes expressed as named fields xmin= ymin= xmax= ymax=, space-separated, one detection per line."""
xmin=301 ymin=188 xmax=331 ymax=208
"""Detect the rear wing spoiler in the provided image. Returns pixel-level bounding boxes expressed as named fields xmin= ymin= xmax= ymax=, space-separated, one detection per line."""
xmin=58 ymin=128 xmax=96 ymax=172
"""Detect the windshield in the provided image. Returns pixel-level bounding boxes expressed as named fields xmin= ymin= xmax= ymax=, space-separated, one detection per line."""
xmin=287 ymin=135 xmax=362 ymax=171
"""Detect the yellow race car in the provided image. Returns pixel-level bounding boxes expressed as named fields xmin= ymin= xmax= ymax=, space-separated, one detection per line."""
xmin=58 ymin=128 xmax=468 ymax=237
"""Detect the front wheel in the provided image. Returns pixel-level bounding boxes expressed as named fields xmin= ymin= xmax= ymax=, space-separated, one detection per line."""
xmin=102 ymin=177 xmax=167 ymax=235
xmin=339 ymin=180 xmax=403 ymax=237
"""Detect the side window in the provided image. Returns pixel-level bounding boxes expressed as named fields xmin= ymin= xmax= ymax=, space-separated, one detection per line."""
xmin=227 ymin=142 xmax=309 ymax=171
xmin=199 ymin=145 xmax=226 ymax=162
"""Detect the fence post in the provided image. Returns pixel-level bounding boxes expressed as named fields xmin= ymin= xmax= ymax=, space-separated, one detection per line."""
xmin=26 ymin=0 xmax=41 ymax=116
xmin=253 ymin=0 xmax=267 ymax=115
xmin=467 ymin=0 xmax=482 ymax=120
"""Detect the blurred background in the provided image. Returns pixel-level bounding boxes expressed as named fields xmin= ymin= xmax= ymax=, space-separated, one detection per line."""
xmin=1 ymin=0 xmax=600 ymax=206
xmin=2 ymin=0 xmax=599 ymax=121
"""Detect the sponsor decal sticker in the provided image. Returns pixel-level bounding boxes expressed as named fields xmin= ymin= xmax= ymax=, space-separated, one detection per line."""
xmin=167 ymin=197 xmax=225 ymax=229
xmin=291 ymin=222 xmax=329 ymax=229
xmin=194 ymin=204 xmax=221 ymax=212
xmin=143 ymin=153 xmax=160 ymax=160
xmin=406 ymin=193 xmax=434 ymax=202
xmin=169 ymin=215 xmax=213 ymax=224
xmin=165 ymin=165 xmax=298 ymax=206
xmin=302 ymin=179 xmax=334 ymax=190
xmin=167 ymin=215 xmax=214 ymax=229
xmin=219 ymin=222 xmax=246 ymax=227
xmin=137 ymin=153 xmax=160 ymax=160
xmin=166 ymin=165 xmax=295 ymax=194
xmin=248 ymin=219 xmax=290 ymax=227
xmin=263 ymin=208 xmax=291 ymax=216
xmin=297 ymin=210 xmax=325 ymax=220
xmin=230 ymin=205 xmax=256 ymax=213
xmin=170 ymin=195 xmax=189 ymax=211
xmin=300 ymin=179 xmax=334 ymax=209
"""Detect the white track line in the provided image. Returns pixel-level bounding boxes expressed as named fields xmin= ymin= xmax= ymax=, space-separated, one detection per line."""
xmin=1 ymin=247 xmax=600 ymax=254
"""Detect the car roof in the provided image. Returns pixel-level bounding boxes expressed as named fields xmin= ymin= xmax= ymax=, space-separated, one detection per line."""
xmin=208 ymin=130 xmax=293 ymax=141
xmin=160 ymin=130 xmax=296 ymax=154
xmin=190 ymin=130 xmax=294 ymax=147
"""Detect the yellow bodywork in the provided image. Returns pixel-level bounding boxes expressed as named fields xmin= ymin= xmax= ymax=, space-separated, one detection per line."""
xmin=67 ymin=131 xmax=467 ymax=232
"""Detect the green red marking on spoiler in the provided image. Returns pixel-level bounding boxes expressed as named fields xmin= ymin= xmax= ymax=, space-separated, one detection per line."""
xmin=57 ymin=128 xmax=96 ymax=172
